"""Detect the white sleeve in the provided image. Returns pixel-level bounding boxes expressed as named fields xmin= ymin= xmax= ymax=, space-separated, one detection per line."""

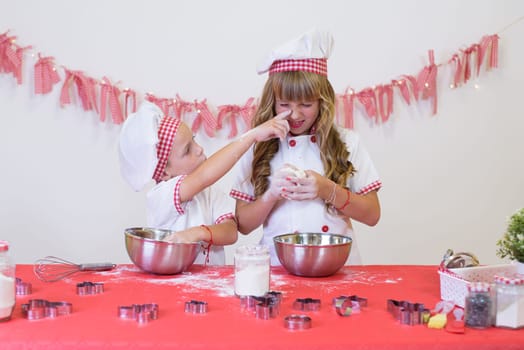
xmin=342 ymin=129 xmax=382 ymax=195
xmin=229 ymin=146 xmax=256 ymax=202
xmin=209 ymin=185 xmax=236 ymax=223
xmin=146 ymin=176 xmax=187 ymax=228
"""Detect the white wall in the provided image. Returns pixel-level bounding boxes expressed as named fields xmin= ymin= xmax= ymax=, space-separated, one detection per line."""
xmin=1 ymin=0 xmax=523 ymax=266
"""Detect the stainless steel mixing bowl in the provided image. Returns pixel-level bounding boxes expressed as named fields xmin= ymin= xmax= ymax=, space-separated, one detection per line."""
xmin=273 ymin=232 xmax=352 ymax=277
xmin=125 ymin=227 xmax=201 ymax=274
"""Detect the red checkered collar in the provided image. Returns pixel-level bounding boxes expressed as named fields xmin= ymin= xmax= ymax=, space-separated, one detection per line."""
xmin=152 ymin=116 xmax=181 ymax=183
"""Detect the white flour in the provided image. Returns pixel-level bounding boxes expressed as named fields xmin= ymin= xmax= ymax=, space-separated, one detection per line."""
xmin=235 ymin=265 xmax=270 ymax=296
xmin=93 ymin=265 xmax=400 ymax=298
xmin=0 ymin=273 xmax=15 ymax=318
xmin=97 ymin=266 xmax=236 ymax=297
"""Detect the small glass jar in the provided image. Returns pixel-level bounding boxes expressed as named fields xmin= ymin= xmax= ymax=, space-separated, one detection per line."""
xmin=234 ymin=245 xmax=270 ymax=297
xmin=0 ymin=241 xmax=15 ymax=322
xmin=464 ymin=282 xmax=494 ymax=329
xmin=494 ymin=274 xmax=524 ymax=329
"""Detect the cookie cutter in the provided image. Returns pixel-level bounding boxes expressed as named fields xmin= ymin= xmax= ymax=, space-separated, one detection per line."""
xmin=76 ymin=281 xmax=104 ymax=295
xmin=239 ymin=292 xmax=282 ymax=319
xmin=255 ymin=298 xmax=279 ymax=320
xmin=16 ymin=277 xmax=32 ymax=295
xmin=332 ymin=295 xmax=368 ymax=308
xmin=265 ymin=291 xmax=282 ymax=305
xmin=387 ymin=299 xmax=430 ymax=325
xmin=332 ymin=295 xmax=367 ymax=316
xmin=21 ymin=299 xmax=72 ymax=320
xmin=292 ymin=298 xmax=321 ymax=311
xmin=441 ymin=249 xmax=480 ymax=268
xmin=336 ymin=298 xmax=356 ymax=316
xmin=118 ymin=303 xmax=159 ymax=324
xmin=184 ymin=300 xmax=208 ymax=314
xmin=239 ymin=295 xmax=262 ymax=312
xmin=284 ymin=314 xmax=312 ymax=330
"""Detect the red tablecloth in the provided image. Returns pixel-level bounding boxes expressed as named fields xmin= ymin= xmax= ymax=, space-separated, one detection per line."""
xmin=1 ymin=264 xmax=522 ymax=349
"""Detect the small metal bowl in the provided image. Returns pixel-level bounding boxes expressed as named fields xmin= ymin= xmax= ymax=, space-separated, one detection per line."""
xmin=125 ymin=227 xmax=201 ymax=275
xmin=273 ymin=232 xmax=352 ymax=277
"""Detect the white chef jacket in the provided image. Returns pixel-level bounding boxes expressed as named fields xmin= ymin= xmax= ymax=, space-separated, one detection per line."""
xmin=147 ymin=175 xmax=236 ymax=265
xmin=230 ymin=127 xmax=381 ymax=265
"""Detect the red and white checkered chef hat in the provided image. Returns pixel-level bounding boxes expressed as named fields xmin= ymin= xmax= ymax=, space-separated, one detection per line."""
xmin=257 ymin=28 xmax=334 ymax=76
xmin=118 ymin=101 xmax=181 ymax=191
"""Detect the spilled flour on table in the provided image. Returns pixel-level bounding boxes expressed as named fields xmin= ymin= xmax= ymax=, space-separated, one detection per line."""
xmin=145 ymin=270 xmax=235 ymax=297
xmin=95 ymin=265 xmax=235 ymax=297
xmin=69 ymin=266 xmax=401 ymax=297
xmin=269 ymin=268 xmax=402 ymax=294
xmin=340 ymin=270 xmax=403 ymax=285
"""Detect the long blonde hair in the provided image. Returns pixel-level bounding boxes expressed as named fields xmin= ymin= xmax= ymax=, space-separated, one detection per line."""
xmin=251 ymin=71 xmax=355 ymax=197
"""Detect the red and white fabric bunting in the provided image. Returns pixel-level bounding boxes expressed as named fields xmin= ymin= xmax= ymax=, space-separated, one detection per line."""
xmin=0 ymin=32 xmax=31 ymax=84
xmin=192 ymin=99 xmax=218 ymax=137
xmin=0 ymin=29 xmax=504 ymax=135
xmin=217 ymin=97 xmax=256 ymax=138
xmin=59 ymin=69 xmax=98 ymax=113
xmin=34 ymin=55 xmax=61 ymax=94
xmin=100 ymin=77 xmax=124 ymax=124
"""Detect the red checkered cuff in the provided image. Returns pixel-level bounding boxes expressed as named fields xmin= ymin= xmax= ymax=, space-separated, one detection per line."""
xmin=215 ymin=213 xmax=236 ymax=225
xmin=356 ymin=180 xmax=382 ymax=195
xmin=229 ymin=189 xmax=256 ymax=203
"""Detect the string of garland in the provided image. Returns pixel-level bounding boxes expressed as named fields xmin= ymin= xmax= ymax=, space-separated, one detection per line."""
xmin=0 ymin=29 xmax=504 ymax=138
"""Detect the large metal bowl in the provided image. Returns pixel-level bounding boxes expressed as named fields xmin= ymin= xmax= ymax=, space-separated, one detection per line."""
xmin=273 ymin=232 xmax=352 ymax=277
xmin=125 ymin=227 xmax=201 ymax=275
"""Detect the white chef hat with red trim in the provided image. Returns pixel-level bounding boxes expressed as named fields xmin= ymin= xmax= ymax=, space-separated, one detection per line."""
xmin=118 ymin=101 xmax=181 ymax=191
xmin=256 ymin=28 xmax=334 ymax=76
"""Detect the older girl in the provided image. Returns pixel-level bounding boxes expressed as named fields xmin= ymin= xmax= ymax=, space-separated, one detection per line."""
xmin=231 ymin=29 xmax=381 ymax=265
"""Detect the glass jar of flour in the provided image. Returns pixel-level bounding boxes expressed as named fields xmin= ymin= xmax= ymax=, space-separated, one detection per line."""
xmin=234 ymin=245 xmax=270 ymax=297
xmin=494 ymin=274 xmax=524 ymax=329
xmin=0 ymin=241 xmax=15 ymax=322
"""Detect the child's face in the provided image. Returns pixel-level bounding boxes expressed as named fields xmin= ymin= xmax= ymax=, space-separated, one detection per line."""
xmin=162 ymin=123 xmax=206 ymax=179
xmin=275 ymin=99 xmax=319 ymax=136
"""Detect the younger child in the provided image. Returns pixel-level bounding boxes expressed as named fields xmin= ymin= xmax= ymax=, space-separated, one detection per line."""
xmin=119 ymin=101 xmax=290 ymax=265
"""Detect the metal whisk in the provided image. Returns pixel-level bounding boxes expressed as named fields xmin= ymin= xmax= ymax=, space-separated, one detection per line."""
xmin=34 ymin=255 xmax=116 ymax=282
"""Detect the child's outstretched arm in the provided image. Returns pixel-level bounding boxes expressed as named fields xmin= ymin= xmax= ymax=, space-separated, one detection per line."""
xmin=179 ymin=110 xmax=290 ymax=202
xmin=163 ymin=218 xmax=237 ymax=245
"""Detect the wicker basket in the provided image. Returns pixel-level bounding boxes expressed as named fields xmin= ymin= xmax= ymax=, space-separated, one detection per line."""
xmin=438 ymin=264 xmax=517 ymax=307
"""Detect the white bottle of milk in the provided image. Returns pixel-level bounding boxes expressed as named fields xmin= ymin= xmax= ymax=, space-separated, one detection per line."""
xmin=0 ymin=241 xmax=15 ymax=322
